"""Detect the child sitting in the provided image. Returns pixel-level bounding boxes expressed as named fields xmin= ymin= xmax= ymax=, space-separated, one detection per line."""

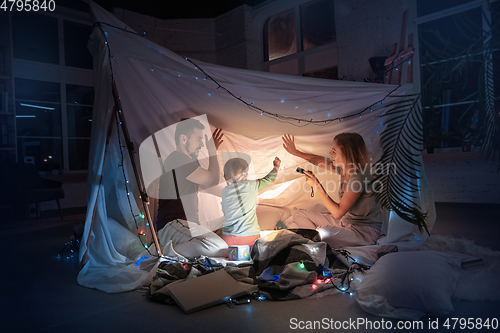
xmin=220 ymin=157 xmax=281 ymax=249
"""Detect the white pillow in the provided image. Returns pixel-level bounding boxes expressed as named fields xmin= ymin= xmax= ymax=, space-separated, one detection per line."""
xmin=256 ymin=205 xmax=291 ymax=230
xmin=355 ymin=251 xmax=462 ymax=320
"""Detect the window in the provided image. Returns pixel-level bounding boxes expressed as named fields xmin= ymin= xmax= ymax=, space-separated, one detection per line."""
xmin=300 ymin=0 xmax=336 ymax=51
xmin=12 ymin=10 xmax=94 ymax=171
xmin=64 ymin=21 xmax=93 ymax=69
xmin=15 ymin=79 xmax=63 ymax=171
xmin=265 ymin=9 xmax=297 ymax=61
xmin=14 ymin=80 xmax=93 ymax=171
xmin=66 ymin=84 xmax=93 ymax=170
xmin=264 ymin=0 xmax=336 ymax=62
xmin=417 ymin=2 xmax=498 ymax=150
xmin=417 ymin=0 xmax=475 ymax=17
xmin=12 ymin=12 xmax=59 ymax=64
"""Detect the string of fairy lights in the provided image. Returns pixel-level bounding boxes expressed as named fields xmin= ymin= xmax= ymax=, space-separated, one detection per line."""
xmin=93 ymin=21 xmax=411 ymax=270
xmin=97 ymin=22 xmax=153 ymax=253
xmin=183 ymin=56 xmax=406 ymax=127
xmin=96 ymin=21 xmax=410 ymax=128
xmin=114 ymin=109 xmax=152 ymax=254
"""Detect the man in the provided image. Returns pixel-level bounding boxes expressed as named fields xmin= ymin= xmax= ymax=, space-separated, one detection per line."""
xmin=155 ymin=118 xmax=226 ymax=258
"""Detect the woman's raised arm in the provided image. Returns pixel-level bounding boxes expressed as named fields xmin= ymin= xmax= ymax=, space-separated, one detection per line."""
xmin=282 ymin=134 xmax=335 ymax=172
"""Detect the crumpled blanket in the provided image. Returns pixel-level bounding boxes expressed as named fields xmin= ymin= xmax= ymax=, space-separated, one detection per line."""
xmin=147 ymin=230 xmax=365 ymax=305
xmin=251 ymin=230 xmax=360 ymax=300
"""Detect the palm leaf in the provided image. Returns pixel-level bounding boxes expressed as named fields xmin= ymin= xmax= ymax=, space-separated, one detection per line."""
xmin=374 ymin=3 xmax=500 ymax=233
xmin=373 ymin=93 xmax=430 ymax=234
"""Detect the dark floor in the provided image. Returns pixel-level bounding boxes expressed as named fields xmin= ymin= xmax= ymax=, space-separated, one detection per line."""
xmin=1 ymin=203 xmax=499 ymax=333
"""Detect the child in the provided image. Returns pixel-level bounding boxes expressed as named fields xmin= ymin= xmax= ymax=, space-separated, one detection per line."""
xmin=220 ymin=157 xmax=281 ymax=248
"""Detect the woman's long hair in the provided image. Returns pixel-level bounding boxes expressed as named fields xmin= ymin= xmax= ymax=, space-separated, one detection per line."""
xmin=334 ymin=132 xmax=369 ymax=191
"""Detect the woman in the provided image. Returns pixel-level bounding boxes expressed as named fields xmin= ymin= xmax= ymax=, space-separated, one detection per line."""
xmin=282 ymin=133 xmax=382 ymax=248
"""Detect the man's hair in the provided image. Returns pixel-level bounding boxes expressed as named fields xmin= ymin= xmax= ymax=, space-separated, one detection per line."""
xmin=224 ymin=158 xmax=249 ymax=183
xmin=174 ymin=118 xmax=205 ymax=146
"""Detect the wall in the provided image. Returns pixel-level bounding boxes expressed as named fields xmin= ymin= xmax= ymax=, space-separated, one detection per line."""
xmin=0 ymin=13 xmax=16 ymax=164
xmin=423 ymin=152 xmax=500 ymax=204
xmin=334 ymin=0 xmax=407 ymax=82
xmin=215 ymin=5 xmax=253 ymax=69
xmin=112 ymin=8 xmax=217 ymax=64
xmin=106 ymin=1 xmax=498 ymax=205
xmin=41 ymin=182 xmax=88 ymax=211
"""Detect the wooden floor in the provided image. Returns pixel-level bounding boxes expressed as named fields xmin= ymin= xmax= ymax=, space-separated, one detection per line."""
xmin=1 ymin=203 xmax=499 ymax=333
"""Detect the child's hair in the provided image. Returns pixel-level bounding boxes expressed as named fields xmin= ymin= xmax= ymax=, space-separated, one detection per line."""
xmin=334 ymin=132 xmax=369 ymax=191
xmin=224 ymin=158 xmax=249 ymax=183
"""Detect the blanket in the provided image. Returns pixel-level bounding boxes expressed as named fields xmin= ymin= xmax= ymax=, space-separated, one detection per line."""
xmin=147 ymin=229 xmax=367 ymax=305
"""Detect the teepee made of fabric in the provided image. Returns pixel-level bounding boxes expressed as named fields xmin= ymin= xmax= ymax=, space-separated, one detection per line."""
xmin=78 ymin=1 xmax=435 ymax=293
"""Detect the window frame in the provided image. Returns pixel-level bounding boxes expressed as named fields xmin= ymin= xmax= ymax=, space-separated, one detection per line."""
xmin=259 ymin=0 xmax=338 ymax=76
xmin=413 ymin=0 xmax=495 ymax=154
xmin=11 ymin=7 xmax=94 ymax=173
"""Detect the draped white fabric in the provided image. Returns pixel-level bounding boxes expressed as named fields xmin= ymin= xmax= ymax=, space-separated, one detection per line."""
xmin=78 ymin=1 xmax=436 ymax=293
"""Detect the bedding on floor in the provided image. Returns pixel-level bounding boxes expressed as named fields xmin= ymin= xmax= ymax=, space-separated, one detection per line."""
xmin=143 ymin=218 xmax=500 ymax=319
xmin=146 ymin=229 xmax=366 ymax=304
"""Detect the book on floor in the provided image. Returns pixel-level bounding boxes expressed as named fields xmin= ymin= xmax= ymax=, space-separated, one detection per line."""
xmin=446 ymin=251 xmax=483 ymax=269
xmin=167 ymin=269 xmax=248 ymax=313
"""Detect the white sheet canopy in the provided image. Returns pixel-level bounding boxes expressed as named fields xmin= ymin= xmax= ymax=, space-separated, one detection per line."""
xmin=78 ymin=1 xmax=436 ymax=293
